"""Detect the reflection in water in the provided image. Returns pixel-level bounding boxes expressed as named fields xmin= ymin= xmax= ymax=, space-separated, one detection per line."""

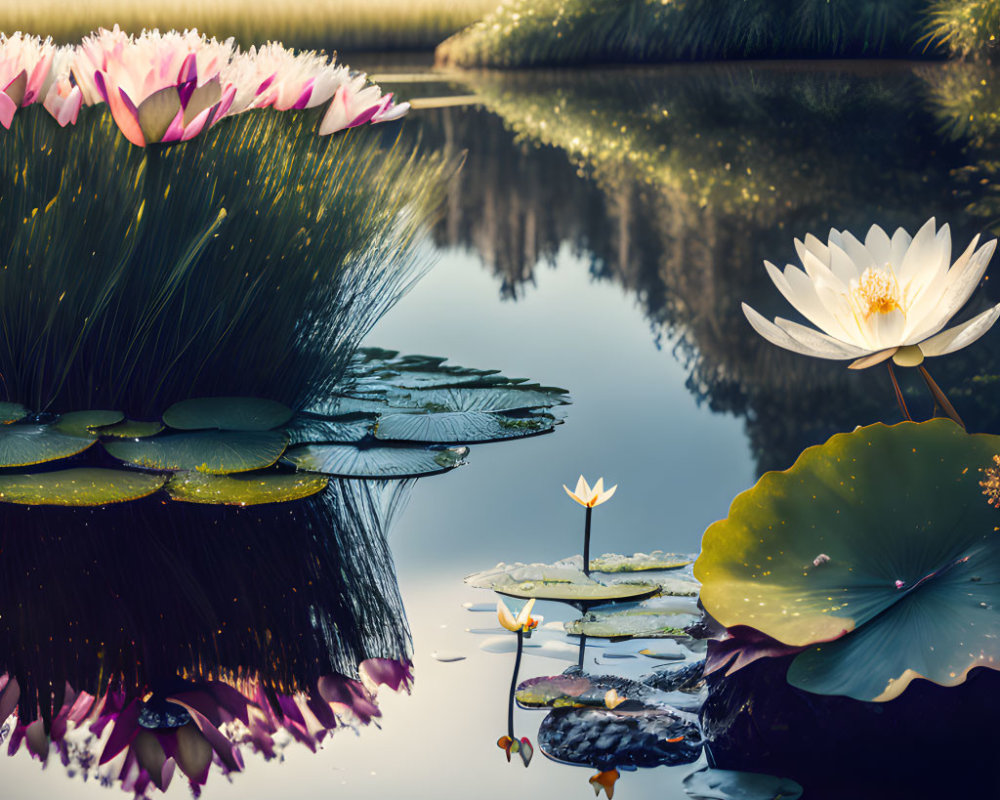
xmin=403 ymin=64 xmax=1000 ymax=472
xmin=0 ymin=480 xmax=413 ymax=794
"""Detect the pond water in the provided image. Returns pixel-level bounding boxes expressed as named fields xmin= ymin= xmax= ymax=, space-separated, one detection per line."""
xmin=5 ymin=58 xmax=1000 ymax=799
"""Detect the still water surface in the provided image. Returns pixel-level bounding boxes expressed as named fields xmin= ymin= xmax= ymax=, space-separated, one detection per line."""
xmin=7 ymin=58 xmax=1000 ymax=798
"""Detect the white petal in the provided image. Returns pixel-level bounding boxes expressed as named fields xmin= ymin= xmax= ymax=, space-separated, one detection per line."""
xmin=918 ymin=302 xmax=1000 ymax=357
xmin=765 ymin=261 xmax=845 ymax=338
xmin=867 ymin=308 xmax=906 ymax=349
xmin=889 ymin=226 xmax=913 ymax=268
xmin=897 ymin=217 xmax=938 ymax=285
xmin=802 ymin=233 xmax=830 ymax=267
xmin=574 ymin=475 xmax=588 ymax=498
xmin=865 ymin=225 xmax=892 ymax=265
xmin=743 ymin=303 xmax=831 ymax=358
xmin=774 ymin=317 xmax=870 ymax=358
xmin=800 ymin=249 xmax=847 ymax=293
xmin=905 ymin=238 xmax=994 ymax=343
xmin=592 ymin=477 xmax=604 ymax=496
xmin=828 ymin=242 xmax=862 ymax=286
xmin=839 ymin=230 xmax=875 ymax=272
xmin=849 ymin=348 xmax=898 ymax=370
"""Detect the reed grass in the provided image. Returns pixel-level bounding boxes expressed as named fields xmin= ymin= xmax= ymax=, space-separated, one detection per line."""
xmin=436 ymin=0 xmax=927 ymax=68
xmin=0 ymin=106 xmax=457 ymax=416
xmin=922 ymin=0 xmax=1000 ymax=59
xmin=0 ymin=0 xmax=495 ymax=51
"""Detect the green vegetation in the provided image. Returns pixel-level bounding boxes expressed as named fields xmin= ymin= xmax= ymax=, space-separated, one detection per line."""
xmin=923 ymin=0 xmax=1000 ymax=59
xmin=437 ymin=0 xmax=927 ymax=68
xmin=0 ymin=0 xmax=494 ymax=51
xmin=0 ymin=105 xmax=456 ymax=415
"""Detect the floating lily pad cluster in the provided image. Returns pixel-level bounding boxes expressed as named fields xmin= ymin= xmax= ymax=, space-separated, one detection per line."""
xmin=0 ymin=350 xmax=570 ymax=507
xmin=696 ymin=420 xmax=1000 ymax=702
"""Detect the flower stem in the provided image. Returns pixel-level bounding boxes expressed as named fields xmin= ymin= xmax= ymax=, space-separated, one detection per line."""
xmin=886 ymin=362 xmax=912 ymax=421
xmin=583 ymin=506 xmax=593 ymax=576
xmin=919 ymin=365 xmax=965 ymax=430
xmin=507 ymin=630 xmax=523 ymax=740
xmin=577 ymin=632 xmax=588 ymax=671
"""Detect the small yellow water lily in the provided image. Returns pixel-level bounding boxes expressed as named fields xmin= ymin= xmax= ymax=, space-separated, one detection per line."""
xmin=563 ymin=476 xmax=617 ymax=508
xmin=604 ymin=689 xmax=626 ymax=709
xmin=589 ymin=769 xmax=620 ymax=799
xmin=497 ymin=598 xmax=541 ymax=633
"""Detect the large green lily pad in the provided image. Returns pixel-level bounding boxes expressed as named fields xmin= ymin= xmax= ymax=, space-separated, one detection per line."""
xmin=165 ymin=471 xmax=328 ymax=506
xmin=97 ymin=419 xmax=165 ymax=439
xmin=0 ymin=468 xmax=166 ymax=506
xmin=0 ymin=424 xmax=95 ymax=467
xmin=282 ymin=443 xmax=468 ymax=478
xmin=285 ymin=416 xmax=373 ymax=446
xmin=374 ymin=410 xmax=557 ymax=443
xmin=162 ymin=397 xmax=294 ymax=431
xmin=103 ymin=431 xmax=288 ymax=475
xmin=590 ymin=552 xmax=694 ymax=572
xmin=495 ymin=581 xmax=660 ymax=603
xmin=54 ymin=410 xmax=124 ymax=436
xmin=695 ymin=420 xmax=1000 ymax=701
xmin=565 ymin=608 xmax=698 ymax=639
xmin=0 ymin=402 xmax=28 ymax=424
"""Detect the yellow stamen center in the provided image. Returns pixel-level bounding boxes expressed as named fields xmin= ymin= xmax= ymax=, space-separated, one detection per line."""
xmin=851 ymin=267 xmax=901 ymax=318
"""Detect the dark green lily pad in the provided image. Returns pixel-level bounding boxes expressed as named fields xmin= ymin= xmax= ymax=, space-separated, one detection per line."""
xmin=683 ymin=768 xmax=803 ymax=800
xmin=103 ymin=431 xmax=288 ymax=475
xmin=97 ymin=419 xmax=165 ymax=439
xmin=163 ymin=397 xmax=294 ymax=432
xmin=282 ymin=443 xmax=468 ymax=478
xmin=397 ymin=386 xmax=568 ymax=413
xmin=285 ymin=416 xmax=373 ymax=446
xmin=0 ymin=468 xmax=165 ymax=506
xmin=695 ymin=420 xmax=1000 ymax=701
xmin=0 ymin=402 xmax=28 ymax=425
xmin=495 ymin=580 xmax=660 ymax=604
xmin=565 ymin=608 xmax=698 ymax=639
xmin=165 ymin=471 xmax=328 ymax=506
xmin=53 ymin=410 xmax=124 ymax=436
xmin=306 ymin=395 xmax=394 ymax=417
xmin=374 ymin=410 xmax=557 ymax=443
xmin=590 ymin=552 xmax=694 ymax=572
xmin=0 ymin=424 xmax=95 ymax=467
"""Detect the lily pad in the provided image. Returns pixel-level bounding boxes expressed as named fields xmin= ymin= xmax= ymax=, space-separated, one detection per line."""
xmin=395 ymin=386 xmax=568 ymax=413
xmin=374 ymin=410 xmax=557 ymax=443
xmin=590 ymin=552 xmax=695 ymax=572
xmin=97 ymin=419 xmax=165 ymax=438
xmin=165 ymin=471 xmax=328 ymax=506
xmin=103 ymin=431 xmax=288 ymax=475
xmin=516 ymin=673 xmax=696 ymax=712
xmin=0 ymin=468 xmax=165 ymax=506
xmin=305 ymin=395 xmax=395 ymax=417
xmin=0 ymin=402 xmax=28 ymax=424
xmin=53 ymin=410 xmax=124 ymax=436
xmin=162 ymin=397 xmax=294 ymax=431
xmin=695 ymin=420 xmax=1000 ymax=701
xmin=282 ymin=443 xmax=468 ymax=479
xmin=683 ymin=768 xmax=803 ymax=800
xmin=285 ymin=416 xmax=373 ymax=446
xmin=565 ymin=608 xmax=698 ymax=639
xmin=495 ymin=580 xmax=660 ymax=604
xmin=0 ymin=424 xmax=95 ymax=467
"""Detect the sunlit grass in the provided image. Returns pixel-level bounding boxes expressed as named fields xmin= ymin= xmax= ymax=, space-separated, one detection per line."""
xmin=436 ymin=0 xmax=926 ymax=68
xmin=0 ymin=0 xmax=495 ymax=50
xmin=0 ymin=106 xmax=457 ymax=415
xmin=922 ymin=0 xmax=1000 ymax=59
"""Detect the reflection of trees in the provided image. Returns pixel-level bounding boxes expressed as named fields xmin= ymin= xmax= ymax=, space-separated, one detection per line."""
xmin=411 ymin=65 xmax=1000 ymax=472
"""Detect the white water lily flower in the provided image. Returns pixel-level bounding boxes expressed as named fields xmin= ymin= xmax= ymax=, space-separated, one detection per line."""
xmin=742 ymin=218 xmax=1000 ymax=369
xmin=563 ymin=475 xmax=617 ymax=508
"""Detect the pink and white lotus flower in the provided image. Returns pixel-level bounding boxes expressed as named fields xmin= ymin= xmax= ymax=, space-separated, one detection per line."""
xmin=0 ymin=33 xmax=56 ymax=129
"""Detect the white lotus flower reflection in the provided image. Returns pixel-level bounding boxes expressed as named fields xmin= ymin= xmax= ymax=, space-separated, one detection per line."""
xmin=742 ymin=218 xmax=1000 ymax=370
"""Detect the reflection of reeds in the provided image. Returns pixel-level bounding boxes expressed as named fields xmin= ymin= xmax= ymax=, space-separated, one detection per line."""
xmin=0 ymin=106 xmax=456 ymax=415
xmin=436 ymin=0 xmax=926 ymax=68
xmin=922 ymin=0 xmax=1000 ymax=60
xmin=0 ymin=1 xmax=494 ymax=50
xmin=0 ymin=480 xmax=411 ymax=725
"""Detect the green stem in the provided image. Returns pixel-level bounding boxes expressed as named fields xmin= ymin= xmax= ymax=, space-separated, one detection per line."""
xmin=886 ymin=362 xmax=911 ymax=421
xmin=583 ymin=506 xmax=593 ymax=576
xmin=507 ymin=630 xmax=523 ymax=740
xmin=919 ymin=365 xmax=965 ymax=430
xmin=577 ymin=632 xmax=588 ymax=671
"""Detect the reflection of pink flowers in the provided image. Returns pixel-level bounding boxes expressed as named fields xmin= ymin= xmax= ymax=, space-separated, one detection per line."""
xmin=1 ymin=658 xmax=413 ymax=796
xmin=0 ymin=33 xmax=56 ymax=129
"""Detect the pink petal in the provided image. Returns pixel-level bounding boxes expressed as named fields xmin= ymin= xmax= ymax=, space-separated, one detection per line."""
xmin=0 ymin=91 xmax=17 ymax=129
xmin=99 ymin=699 xmax=140 ymax=764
